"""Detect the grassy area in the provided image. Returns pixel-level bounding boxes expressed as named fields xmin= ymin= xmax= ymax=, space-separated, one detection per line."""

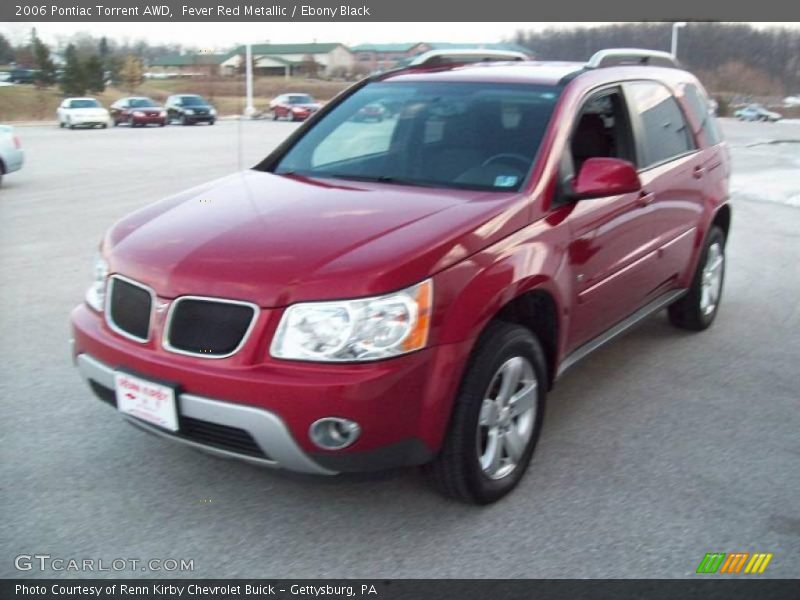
xmin=0 ymin=77 xmax=351 ymax=122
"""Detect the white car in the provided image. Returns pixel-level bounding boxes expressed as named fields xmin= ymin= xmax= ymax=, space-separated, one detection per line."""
xmin=0 ymin=125 xmax=24 ymax=186
xmin=57 ymin=97 xmax=110 ymax=129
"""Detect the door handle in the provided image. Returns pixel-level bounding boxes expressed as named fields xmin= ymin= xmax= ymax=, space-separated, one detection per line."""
xmin=693 ymin=166 xmax=706 ymax=179
xmin=637 ymin=191 xmax=656 ymax=207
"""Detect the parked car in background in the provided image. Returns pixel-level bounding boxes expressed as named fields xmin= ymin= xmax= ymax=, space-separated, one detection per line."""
xmin=57 ymin=98 xmax=110 ymax=129
xmin=783 ymin=96 xmax=800 ymax=108
xmin=8 ymin=68 xmax=37 ymax=84
xmin=110 ymin=97 xmax=167 ymax=127
xmin=734 ymin=104 xmax=782 ymax=122
xmin=165 ymin=94 xmax=217 ymax=125
xmin=72 ymin=49 xmax=731 ymax=504
xmin=0 ymin=125 xmax=24 ymax=186
xmin=269 ymin=93 xmax=321 ymax=121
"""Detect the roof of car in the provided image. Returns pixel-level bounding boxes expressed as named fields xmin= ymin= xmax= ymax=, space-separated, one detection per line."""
xmin=379 ymin=60 xmax=694 ymax=89
xmin=380 ymin=62 xmax=587 ymax=86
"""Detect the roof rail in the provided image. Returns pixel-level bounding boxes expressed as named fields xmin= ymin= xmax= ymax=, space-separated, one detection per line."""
xmin=587 ymin=48 xmax=680 ymax=69
xmin=408 ymin=49 xmax=529 ymax=67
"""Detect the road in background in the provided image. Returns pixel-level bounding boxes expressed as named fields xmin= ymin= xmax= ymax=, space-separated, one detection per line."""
xmin=1 ymin=119 xmax=798 ymax=578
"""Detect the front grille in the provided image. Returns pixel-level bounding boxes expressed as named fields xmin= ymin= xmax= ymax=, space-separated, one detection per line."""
xmin=89 ymin=381 xmax=268 ymax=459
xmin=165 ymin=297 xmax=256 ymax=358
xmin=107 ymin=276 xmax=153 ymax=342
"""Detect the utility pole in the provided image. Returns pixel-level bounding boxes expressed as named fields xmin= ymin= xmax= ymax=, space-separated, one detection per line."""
xmin=671 ymin=22 xmax=687 ymax=58
xmin=244 ymin=43 xmax=255 ymax=117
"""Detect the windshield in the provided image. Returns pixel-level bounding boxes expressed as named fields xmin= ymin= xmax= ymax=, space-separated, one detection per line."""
xmin=179 ymin=95 xmax=207 ymax=106
xmin=129 ymin=98 xmax=157 ymax=108
xmin=272 ymin=81 xmax=560 ymax=192
xmin=288 ymin=95 xmax=314 ymax=104
xmin=70 ymin=99 xmax=101 ymax=108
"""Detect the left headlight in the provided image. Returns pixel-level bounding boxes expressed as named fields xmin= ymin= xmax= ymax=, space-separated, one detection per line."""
xmin=209 ymin=107 xmax=217 ymax=115
xmin=85 ymin=253 xmax=109 ymax=312
xmin=270 ymin=279 xmax=432 ymax=362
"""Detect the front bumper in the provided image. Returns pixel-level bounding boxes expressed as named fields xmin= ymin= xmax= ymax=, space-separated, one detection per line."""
xmin=76 ymin=352 xmax=334 ymax=474
xmin=131 ymin=115 xmax=166 ymax=125
xmin=70 ymin=117 xmax=108 ymax=126
xmin=71 ymin=303 xmax=471 ymax=473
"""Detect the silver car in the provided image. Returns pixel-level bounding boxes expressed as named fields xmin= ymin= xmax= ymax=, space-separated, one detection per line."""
xmin=0 ymin=125 xmax=24 ymax=186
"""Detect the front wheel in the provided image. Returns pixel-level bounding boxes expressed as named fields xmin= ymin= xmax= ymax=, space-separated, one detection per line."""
xmin=424 ymin=321 xmax=547 ymax=504
xmin=668 ymin=226 xmax=726 ymax=331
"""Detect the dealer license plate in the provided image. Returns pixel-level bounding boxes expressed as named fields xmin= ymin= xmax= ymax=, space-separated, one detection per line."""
xmin=114 ymin=371 xmax=179 ymax=432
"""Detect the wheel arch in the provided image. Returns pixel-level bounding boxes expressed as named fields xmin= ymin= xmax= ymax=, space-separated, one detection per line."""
xmin=494 ymin=289 xmax=560 ymax=389
xmin=712 ymin=203 xmax=731 ymax=242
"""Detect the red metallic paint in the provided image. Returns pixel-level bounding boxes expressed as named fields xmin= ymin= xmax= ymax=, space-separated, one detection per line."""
xmin=72 ymin=62 xmax=730 ymax=465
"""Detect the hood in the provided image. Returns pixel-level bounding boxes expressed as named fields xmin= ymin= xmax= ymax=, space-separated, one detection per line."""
xmin=105 ymin=170 xmax=528 ymax=307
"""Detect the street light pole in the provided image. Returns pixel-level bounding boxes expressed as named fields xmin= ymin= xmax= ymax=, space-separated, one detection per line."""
xmin=244 ymin=43 xmax=255 ymax=117
xmin=671 ymin=22 xmax=687 ymax=58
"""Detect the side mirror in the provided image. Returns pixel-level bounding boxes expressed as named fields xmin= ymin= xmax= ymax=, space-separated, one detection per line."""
xmin=572 ymin=157 xmax=641 ymax=200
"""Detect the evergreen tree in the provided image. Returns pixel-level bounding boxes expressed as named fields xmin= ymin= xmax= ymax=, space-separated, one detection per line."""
xmin=60 ymin=44 xmax=86 ymax=96
xmin=31 ymin=28 xmax=56 ymax=87
xmin=85 ymin=55 xmax=105 ymax=93
xmin=0 ymin=33 xmax=14 ymax=64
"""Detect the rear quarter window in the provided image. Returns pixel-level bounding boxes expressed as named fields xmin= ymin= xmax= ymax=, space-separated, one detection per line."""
xmin=682 ymin=84 xmax=723 ymax=146
xmin=627 ymin=81 xmax=696 ymax=168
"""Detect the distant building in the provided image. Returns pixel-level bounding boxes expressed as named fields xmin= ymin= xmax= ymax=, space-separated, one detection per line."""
xmin=351 ymin=42 xmax=533 ymax=72
xmin=220 ymin=43 xmax=354 ymax=78
xmin=148 ymin=53 xmax=228 ymax=77
xmin=350 ymin=43 xmax=421 ymax=73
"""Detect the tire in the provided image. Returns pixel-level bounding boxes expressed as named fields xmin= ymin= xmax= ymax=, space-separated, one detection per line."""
xmin=59 ymin=121 xmax=65 ymax=129
xmin=0 ymin=162 xmax=5 ymax=187
xmin=272 ymin=111 xmax=278 ymax=121
xmin=209 ymin=119 xmax=215 ymax=126
xmin=668 ymin=226 xmax=726 ymax=331
xmin=181 ymin=115 xmax=188 ymax=126
xmin=423 ymin=321 xmax=547 ymax=504
xmin=101 ymin=123 xmax=108 ymax=129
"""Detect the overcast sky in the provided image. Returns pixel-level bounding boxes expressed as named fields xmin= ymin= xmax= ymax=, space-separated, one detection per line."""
xmin=2 ymin=22 xmax=797 ymax=49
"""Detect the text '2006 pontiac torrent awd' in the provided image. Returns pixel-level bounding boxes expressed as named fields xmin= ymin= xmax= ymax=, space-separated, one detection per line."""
xmin=71 ymin=49 xmax=731 ymax=504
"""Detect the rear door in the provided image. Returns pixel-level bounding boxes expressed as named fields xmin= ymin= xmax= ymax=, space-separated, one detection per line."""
xmin=624 ymin=80 xmax=706 ymax=295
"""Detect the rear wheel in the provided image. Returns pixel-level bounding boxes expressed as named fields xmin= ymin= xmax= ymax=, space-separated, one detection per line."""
xmin=424 ymin=321 xmax=547 ymax=504
xmin=668 ymin=226 xmax=726 ymax=331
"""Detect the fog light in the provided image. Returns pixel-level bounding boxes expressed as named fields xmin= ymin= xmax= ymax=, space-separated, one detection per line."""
xmin=309 ymin=418 xmax=361 ymax=450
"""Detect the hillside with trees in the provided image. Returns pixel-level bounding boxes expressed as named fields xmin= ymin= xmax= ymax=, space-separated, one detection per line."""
xmin=513 ymin=22 xmax=800 ymax=97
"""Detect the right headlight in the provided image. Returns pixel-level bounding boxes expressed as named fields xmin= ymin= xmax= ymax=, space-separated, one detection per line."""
xmin=270 ymin=279 xmax=432 ymax=362
xmin=85 ymin=253 xmax=109 ymax=312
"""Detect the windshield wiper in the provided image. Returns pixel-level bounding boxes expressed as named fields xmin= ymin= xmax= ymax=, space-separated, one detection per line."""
xmin=323 ymin=173 xmax=438 ymax=188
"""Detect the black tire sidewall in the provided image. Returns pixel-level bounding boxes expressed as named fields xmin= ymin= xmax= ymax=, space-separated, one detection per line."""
xmin=456 ymin=323 xmax=547 ymax=503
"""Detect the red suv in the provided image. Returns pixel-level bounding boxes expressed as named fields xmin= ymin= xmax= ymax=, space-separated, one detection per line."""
xmin=71 ymin=49 xmax=730 ymax=504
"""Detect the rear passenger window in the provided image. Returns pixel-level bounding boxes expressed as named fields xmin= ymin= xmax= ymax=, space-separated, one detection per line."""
xmin=627 ymin=81 xmax=696 ymax=168
xmin=683 ymin=84 xmax=723 ymax=146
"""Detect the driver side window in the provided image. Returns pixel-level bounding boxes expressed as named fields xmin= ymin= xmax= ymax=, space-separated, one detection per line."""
xmin=556 ymin=88 xmax=635 ymax=204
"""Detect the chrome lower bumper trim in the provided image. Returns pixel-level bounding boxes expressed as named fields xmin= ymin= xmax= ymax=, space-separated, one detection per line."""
xmin=76 ymin=353 xmax=336 ymax=476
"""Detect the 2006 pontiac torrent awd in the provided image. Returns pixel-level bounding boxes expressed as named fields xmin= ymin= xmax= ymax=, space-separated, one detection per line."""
xmin=71 ymin=49 xmax=731 ymax=504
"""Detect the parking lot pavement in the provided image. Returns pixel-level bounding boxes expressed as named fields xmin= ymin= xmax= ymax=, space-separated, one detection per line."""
xmin=1 ymin=119 xmax=799 ymax=578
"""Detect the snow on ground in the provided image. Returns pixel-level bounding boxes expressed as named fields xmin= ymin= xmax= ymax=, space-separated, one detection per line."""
xmin=720 ymin=119 xmax=800 ymax=208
